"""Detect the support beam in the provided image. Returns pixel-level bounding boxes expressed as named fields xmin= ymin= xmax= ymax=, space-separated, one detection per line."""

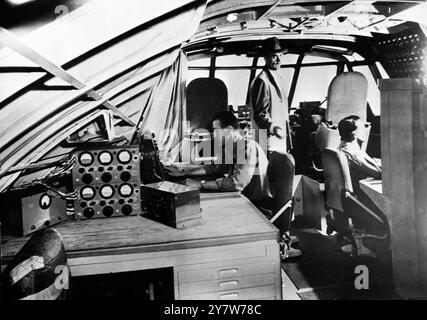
xmin=246 ymin=55 xmax=259 ymax=104
xmin=0 ymin=27 xmax=85 ymax=89
xmin=268 ymin=18 xmax=292 ymax=31
xmin=0 ymin=28 xmax=136 ymax=129
xmin=209 ymin=55 xmax=216 ymax=78
xmin=256 ymin=0 xmax=282 ymax=20
xmin=189 ymin=61 xmax=341 ymax=71
xmin=306 ymin=1 xmax=357 ymax=31
xmin=288 ymin=55 xmax=304 ymax=108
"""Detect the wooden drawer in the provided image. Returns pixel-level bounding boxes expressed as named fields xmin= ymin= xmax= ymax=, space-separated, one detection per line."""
xmin=181 ymin=285 xmax=276 ymax=300
xmin=179 ymin=273 xmax=275 ymax=296
xmin=176 ymin=257 xmax=275 ymax=284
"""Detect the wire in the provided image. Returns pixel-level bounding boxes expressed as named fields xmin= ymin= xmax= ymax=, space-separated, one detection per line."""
xmin=41 ymin=182 xmax=79 ymax=201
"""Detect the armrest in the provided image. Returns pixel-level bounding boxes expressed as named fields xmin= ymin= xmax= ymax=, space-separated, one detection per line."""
xmin=344 ymin=192 xmax=384 ymax=225
xmin=270 ymin=199 xmax=293 ymax=223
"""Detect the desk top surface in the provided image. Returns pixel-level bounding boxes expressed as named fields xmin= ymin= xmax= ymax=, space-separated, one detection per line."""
xmin=1 ymin=192 xmax=277 ymax=261
xmin=359 ymin=178 xmax=387 ymax=213
xmin=359 ymin=178 xmax=383 ymax=194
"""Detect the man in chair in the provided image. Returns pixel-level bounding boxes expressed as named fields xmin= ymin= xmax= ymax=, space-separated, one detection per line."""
xmin=166 ymin=111 xmax=270 ymax=200
xmin=328 ymin=114 xmax=384 ymax=235
xmin=338 ymin=115 xmax=381 ymax=194
xmin=166 ymin=111 xmax=301 ymax=258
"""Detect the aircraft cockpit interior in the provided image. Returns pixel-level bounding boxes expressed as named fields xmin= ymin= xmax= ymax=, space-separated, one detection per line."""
xmin=0 ymin=0 xmax=426 ymax=301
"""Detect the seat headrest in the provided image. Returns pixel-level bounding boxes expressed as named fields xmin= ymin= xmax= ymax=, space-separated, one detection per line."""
xmin=326 ymin=71 xmax=368 ymax=124
xmin=187 ymin=78 xmax=228 ymax=131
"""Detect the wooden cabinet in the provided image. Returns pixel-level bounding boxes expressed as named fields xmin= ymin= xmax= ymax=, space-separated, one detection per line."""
xmin=175 ymin=246 xmax=281 ymax=300
xmin=1 ymin=193 xmax=281 ymax=300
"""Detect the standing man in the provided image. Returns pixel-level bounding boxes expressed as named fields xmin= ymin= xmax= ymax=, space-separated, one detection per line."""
xmin=249 ymin=36 xmax=289 ymax=154
xmin=249 ymin=38 xmax=300 ymax=257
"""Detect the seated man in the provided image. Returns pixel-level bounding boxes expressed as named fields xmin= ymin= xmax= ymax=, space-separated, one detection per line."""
xmin=166 ymin=111 xmax=271 ymax=202
xmin=333 ymin=115 xmax=384 ymax=233
xmin=338 ymin=115 xmax=381 ymax=194
xmin=165 ymin=111 xmax=301 ymax=258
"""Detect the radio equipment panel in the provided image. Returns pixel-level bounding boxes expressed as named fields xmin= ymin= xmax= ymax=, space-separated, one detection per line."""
xmin=0 ymin=191 xmax=67 ymax=236
xmin=72 ymin=145 xmax=142 ymax=219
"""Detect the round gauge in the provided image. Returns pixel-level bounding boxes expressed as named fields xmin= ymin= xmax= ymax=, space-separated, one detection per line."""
xmin=39 ymin=194 xmax=51 ymax=210
xmin=100 ymin=185 xmax=114 ymax=199
xmin=80 ymin=186 xmax=95 ymax=200
xmin=118 ymin=183 xmax=133 ymax=197
xmin=79 ymin=152 xmax=94 ymax=166
xmin=98 ymin=151 xmax=113 ymax=165
xmin=117 ymin=150 xmax=132 ymax=164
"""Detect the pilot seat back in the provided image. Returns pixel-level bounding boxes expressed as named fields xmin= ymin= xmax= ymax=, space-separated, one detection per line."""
xmin=321 ymin=148 xmax=353 ymax=213
xmin=315 ymin=71 xmax=370 ymax=153
xmin=187 ymin=78 xmax=228 ymax=131
xmin=326 ymin=71 xmax=368 ymax=124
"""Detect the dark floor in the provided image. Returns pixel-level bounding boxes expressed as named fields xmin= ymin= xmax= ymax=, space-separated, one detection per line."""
xmin=282 ymin=216 xmax=398 ymax=300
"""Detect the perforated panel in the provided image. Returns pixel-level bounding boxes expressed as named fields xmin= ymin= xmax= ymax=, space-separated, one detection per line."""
xmin=374 ymin=24 xmax=426 ymax=79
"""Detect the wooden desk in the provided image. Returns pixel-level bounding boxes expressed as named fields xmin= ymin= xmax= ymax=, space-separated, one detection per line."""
xmin=359 ymin=178 xmax=387 ymax=214
xmin=1 ymin=193 xmax=281 ymax=300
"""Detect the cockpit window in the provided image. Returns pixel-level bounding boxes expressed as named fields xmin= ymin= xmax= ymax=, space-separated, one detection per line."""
xmin=216 ymin=54 xmax=252 ymax=67
xmin=187 ymin=69 xmax=209 ymax=85
xmin=353 ymin=65 xmax=381 ymax=116
xmin=303 ymin=55 xmax=339 ymax=64
xmin=257 ymin=53 xmax=300 ymax=66
xmin=291 ymin=65 xmax=337 ymax=110
xmin=187 ymin=57 xmax=210 ymax=67
xmin=216 ymin=69 xmax=251 ymax=106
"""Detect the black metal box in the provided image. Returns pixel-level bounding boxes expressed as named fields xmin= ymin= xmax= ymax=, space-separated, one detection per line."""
xmin=141 ymin=181 xmax=201 ymax=229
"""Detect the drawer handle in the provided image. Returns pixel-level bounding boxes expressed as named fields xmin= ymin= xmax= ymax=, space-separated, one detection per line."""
xmin=218 ymin=268 xmax=239 ymax=276
xmin=220 ymin=292 xmax=239 ymax=299
xmin=218 ymin=280 xmax=239 ymax=288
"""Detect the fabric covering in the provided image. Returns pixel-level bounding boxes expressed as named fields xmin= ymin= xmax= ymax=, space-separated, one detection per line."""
xmin=136 ymin=51 xmax=189 ymax=163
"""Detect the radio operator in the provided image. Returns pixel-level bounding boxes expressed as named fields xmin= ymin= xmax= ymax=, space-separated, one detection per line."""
xmin=165 ymin=111 xmax=271 ymax=203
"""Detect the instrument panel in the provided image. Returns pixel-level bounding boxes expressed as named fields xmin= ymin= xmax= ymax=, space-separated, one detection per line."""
xmin=72 ymin=145 xmax=141 ymax=219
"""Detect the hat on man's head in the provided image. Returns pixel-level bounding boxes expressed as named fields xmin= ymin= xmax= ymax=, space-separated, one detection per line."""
xmin=261 ymin=37 xmax=287 ymax=55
